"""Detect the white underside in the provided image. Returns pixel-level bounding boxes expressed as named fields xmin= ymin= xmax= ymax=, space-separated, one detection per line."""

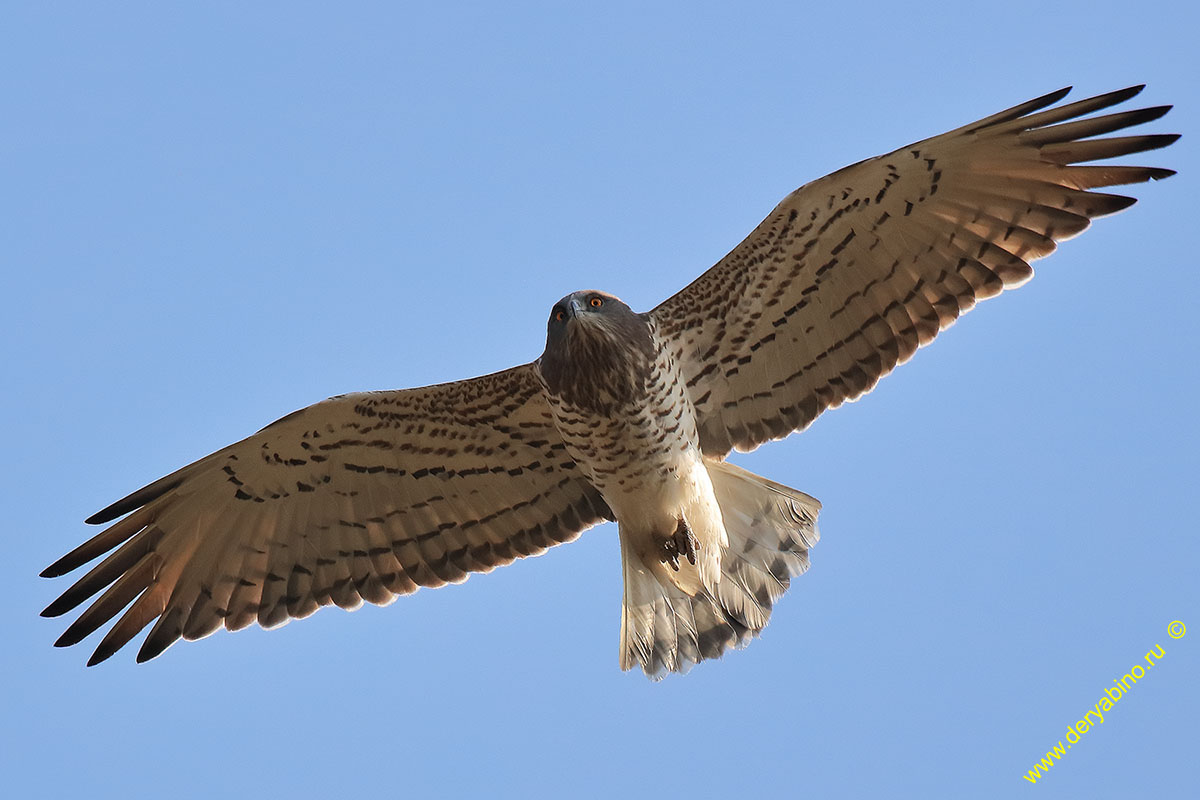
xmin=604 ymin=448 xmax=726 ymax=596
xmin=615 ymin=457 xmax=821 ymax=678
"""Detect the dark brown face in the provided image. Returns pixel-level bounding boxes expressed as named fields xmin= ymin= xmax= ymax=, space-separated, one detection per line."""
xmin=544 ymin=290 xmax=630 ymax=337
xmin=539 ymin=290 xmax=655 ymax=412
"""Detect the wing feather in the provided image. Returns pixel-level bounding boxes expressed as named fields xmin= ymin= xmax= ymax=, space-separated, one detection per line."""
xmin=43 ymin=364 xmax=611 ymax=664
xmin=651 ymin=86 xmax=1177 ymax=455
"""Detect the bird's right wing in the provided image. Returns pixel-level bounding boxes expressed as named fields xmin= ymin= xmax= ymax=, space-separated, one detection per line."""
xmin=650 ymin=86 xmax=1177 ymax=456
xmin=42 ymin=364 xmax=611 ymax=666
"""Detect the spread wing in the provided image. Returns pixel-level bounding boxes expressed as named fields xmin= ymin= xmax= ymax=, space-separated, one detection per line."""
xmin=650 ymin=86 xmax=1177 ymax=456
xmin=42 ymin=364 xmax=611 ymax=665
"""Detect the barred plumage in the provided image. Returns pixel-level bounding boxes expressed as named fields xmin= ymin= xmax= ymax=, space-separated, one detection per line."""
xmin=43 ymin=86 xmax=1175 ymax=677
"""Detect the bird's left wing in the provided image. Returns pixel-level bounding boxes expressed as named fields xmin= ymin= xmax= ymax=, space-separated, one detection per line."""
xmin=650 ymin=86 xmax=1177 ymax=456
xmin=42 ymin=364 xmax=611 ymax=665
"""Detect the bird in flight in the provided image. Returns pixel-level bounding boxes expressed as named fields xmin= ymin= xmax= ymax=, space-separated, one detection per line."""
xmin=42 ymin=86 xmax=1176 ymax=678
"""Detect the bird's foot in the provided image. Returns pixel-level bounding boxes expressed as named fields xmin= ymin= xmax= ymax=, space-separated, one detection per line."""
xmin=659 ymin=518 xmax=698 ymax=571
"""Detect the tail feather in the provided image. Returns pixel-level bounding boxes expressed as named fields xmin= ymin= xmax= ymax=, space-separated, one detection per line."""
xmin=617 ymin=539 xmax=699 ymax=675
xmin=618 ymin=459 xmax=820 ymax=679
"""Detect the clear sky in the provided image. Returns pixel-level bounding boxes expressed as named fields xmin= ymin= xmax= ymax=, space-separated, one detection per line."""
xmin=3 ymin=2 xmax=1196 ymax=798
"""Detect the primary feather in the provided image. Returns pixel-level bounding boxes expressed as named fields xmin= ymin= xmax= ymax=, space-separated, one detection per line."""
xmin=43 ymin=86 xmax=1175 ymax=676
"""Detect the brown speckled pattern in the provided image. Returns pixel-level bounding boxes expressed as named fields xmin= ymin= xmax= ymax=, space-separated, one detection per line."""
xmin=41 ymin=86 xmax=1175 ymax=674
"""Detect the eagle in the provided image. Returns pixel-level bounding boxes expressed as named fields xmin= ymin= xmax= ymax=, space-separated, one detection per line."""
xmin=42 ymin=86 xmax=1176 ymax=678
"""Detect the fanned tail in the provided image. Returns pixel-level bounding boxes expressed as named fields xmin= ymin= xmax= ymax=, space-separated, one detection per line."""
xmin=618 ymin=459 xmax=820 ymax=679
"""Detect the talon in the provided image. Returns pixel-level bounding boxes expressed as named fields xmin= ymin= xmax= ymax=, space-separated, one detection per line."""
xmin=657 ymin=519 xmax=698 ymax=572
xmin=658 ymin=530 xmax=682 ymax=571
xmin=673 ymin=518 xmax=698 ymax=567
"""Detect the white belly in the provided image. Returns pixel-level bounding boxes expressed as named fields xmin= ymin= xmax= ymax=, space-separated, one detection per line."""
xmin=557 ymin=410 xmax=726 ymax=596
xmin=602 ymin=447 xmax=710 ymax=534
xmin=541 ymin=338 xmax=727 ymax=594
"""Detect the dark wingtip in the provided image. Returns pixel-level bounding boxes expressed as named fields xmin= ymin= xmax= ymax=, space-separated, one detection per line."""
xmin=42 ymin=596 xmax=73 ymax=618
xmin=1085 ymin=84 xmax=1145 ymax=108
xmin=86 ymin=507 xmax=122 ymax=526
xmin=1099 ymin=194 xmax=1138 ymax=216
xmin=1114 ymin=194 xmax=1138 ymax=209
xmin=41 ymin=553 xmax=83 ymax=579
xmin=136 ymin=607 xmax=181 ymax=663
xmin=86 ymin=475 xmax=185 ymax=525
xmin=54 ymin=627 xmax=86 ymax=648
xmin=1137 ymin=105 xmax=1173 ymax=125
xmin=1148 ymin=167 xmax=1177 ymax=180
xmin=86 ymin=643 xmax=119 ymax=667
xmin=135 ymin=646 xmax=160 ymax=664
xmin=1034 ymin=86 xmax=1072 ymax=109
xmin=1140 ymin=133 xmax=1182 ymax=154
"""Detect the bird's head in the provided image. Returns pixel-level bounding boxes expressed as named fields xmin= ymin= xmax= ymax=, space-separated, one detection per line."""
xmin=539 ymin=290 xmax=655 ymax=408
xmin=545 ymin=290 xmax=633 ymax=338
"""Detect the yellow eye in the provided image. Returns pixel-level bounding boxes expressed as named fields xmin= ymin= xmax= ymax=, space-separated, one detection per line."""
xmin=554 ymin=310 xmax=565 ymax=322
xmin=590 ymin=297 xmax=603 ymax=308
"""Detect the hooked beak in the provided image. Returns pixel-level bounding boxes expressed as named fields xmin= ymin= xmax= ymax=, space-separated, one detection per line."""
xmin=568 ymin=297 xmax=586 ymax=318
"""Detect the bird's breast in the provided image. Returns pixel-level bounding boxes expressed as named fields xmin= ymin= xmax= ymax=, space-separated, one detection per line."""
xmin=542 ymin=338 xmax=702 ymax=534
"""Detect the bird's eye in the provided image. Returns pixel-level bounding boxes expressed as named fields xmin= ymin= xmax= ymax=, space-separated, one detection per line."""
xmin=590 ymin=297 xmax=603 ymax=308
xmin=554 ymin=309 xmax=565 ymax=322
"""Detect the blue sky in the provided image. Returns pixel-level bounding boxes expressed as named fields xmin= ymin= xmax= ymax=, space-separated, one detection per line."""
xmin=3 ymin=3 xmax=1196 ymax=798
